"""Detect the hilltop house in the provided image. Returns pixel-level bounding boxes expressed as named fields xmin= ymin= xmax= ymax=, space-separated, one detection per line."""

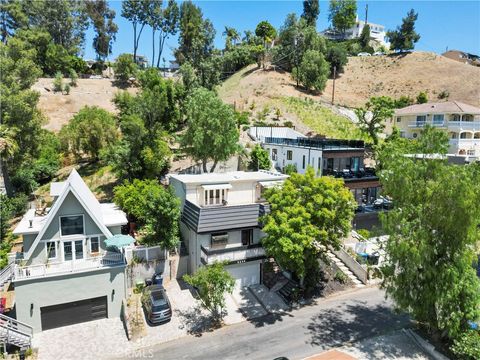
xmin=169 ymin=171 xmax=288 ymax=288
xmin=321 ymin=15 xmax=389 ymax=48
xmin=249 ymin=127 xmax=381 ymax=208
xmin=11 ymin=169 xmax=128 ymax=333
xmin=391 ymin=101 xmax=480 ymax=157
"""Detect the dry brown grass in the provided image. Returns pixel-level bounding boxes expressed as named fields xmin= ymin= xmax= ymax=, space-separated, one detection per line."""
xmin=34 ymin=78 xmax=137 ymax=132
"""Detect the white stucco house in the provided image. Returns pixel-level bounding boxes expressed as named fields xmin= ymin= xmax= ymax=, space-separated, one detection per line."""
xmin=169 ymin=171 xmax=288 ymax=288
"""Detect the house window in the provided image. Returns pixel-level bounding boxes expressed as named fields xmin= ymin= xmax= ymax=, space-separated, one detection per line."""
xmin=211 ymin=232 xmax=228 ymax=247
xmin=90 ymin=236 xmax=100 ymax=253
xmin=396 ymin=117 xmax=402 ymax=122
xmin=46 ymin=241 xmax=56 ymax=259
xmin=302 ymin=155 xmax=306 ymax=169
xmin=241 ymin=229 xmax=253 ymax=246
xmin=204 ymin=188 xmax=228 ymax=206
xmin=416 ymin=115 xmax=426 ymax=126
xmin=412 ymin=133 xmax=418 ymax=138
xmin=433 ymin=114 xmax=444 ymax=125
xmin=63 ymin=242 xmax=73 ymax=261
xmin=460 ymin=132 xmax=468 ymax=139
xmin=467 ymin=150 xmax=475 ymax=156
xmin=272 ymin=149 xmax=278 ymax=161
xmin=318 ymin=157 xmax=322 ymax=170
xmin=287 ymin=150 xmax=293 ymax=160
xmin=60 ymin=215 xmax=84 ymax=236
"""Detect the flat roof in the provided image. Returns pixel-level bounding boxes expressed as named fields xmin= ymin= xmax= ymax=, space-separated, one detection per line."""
xmin=248 ymin=127 xmax=306 ymax=141
xmin=395 ymin=101 xmax=480 ymax=116
xmin=169 ymin=171 xmax=288 ymax=185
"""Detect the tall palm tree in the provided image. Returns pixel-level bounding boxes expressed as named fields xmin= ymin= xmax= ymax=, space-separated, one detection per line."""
xmin=222 ymin=26 xmax=240 ymax=49
xmin=0 ymin=124 xmax=17 ymax=197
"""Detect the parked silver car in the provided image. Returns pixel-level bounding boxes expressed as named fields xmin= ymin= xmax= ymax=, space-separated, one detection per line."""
xmin=357 ymin=52 xmax=372 ymax=57
xmin=142 ymin=285 xmax=172 ymax=325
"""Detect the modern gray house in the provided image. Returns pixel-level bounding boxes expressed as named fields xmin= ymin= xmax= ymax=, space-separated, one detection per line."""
xmin=169 ymin=171 xmax=288 ymax=288
xmin=11 ymin=169 xmax=128 ymax=333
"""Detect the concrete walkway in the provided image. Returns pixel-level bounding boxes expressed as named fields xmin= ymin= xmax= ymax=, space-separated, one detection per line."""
xmin=230 ymin=286 xmax=267 ymax=319
xmin=249 ymin=284 xmax=289 ymax=314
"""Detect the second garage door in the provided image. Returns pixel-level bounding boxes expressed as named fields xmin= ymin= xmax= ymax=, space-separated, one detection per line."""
xmin=227 ymin=262 xmax=260 ymax=288
xmin=40 ymin=296 xmax=107 ymax=331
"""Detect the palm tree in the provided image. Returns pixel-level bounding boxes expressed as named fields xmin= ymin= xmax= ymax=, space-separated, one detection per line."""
xmin=222 ymin=26 xmax=240 ymax=49
xmin=0 ymin=124 xmax=17 ymax=196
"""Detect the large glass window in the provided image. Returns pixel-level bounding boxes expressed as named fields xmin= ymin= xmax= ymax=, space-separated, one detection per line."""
xmin=64 ymin=242 xmax=72 ymax=261
xmin=204 ymin=188 xmax=228 ymax=206
xmin=272 ymin=149 xmax=278 ymax=161
xmin=46 ymin=241 xmax=56 ymax=259
xmin=287 ymin=150 xmax=293 ymax=160
xmin=433 ymin=114 xmax=444 ymax=125
xmin=75 ymin=240 xmax=83 ymax=259
xmin=60 ymin=215 xmax=84 ymax=236
xmin=211 ymin=232 xmax=228 ymax=247
xmin=416 ymin=115 xmax=426 ymax=126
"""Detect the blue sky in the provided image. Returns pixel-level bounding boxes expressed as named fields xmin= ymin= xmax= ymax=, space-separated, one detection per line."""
xmin=83 ymin=1 xmax=480 ymax=63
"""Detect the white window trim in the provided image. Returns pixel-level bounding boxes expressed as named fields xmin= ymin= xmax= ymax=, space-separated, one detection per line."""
xmin=59 ymin=214 xmax=85 ymax=238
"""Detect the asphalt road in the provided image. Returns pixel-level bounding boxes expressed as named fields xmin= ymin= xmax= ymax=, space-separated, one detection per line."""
xmin=120 ymin=287 xmax=411 ymax=360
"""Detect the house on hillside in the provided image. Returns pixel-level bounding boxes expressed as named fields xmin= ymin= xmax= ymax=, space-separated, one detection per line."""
xmin=321 ymin=15 xmax=389 ymax=48
xmin=442 ymin=50 xmax=480 ymax=67
xmin=249 ymin=127 xmax=381 ymax=209
xmin=169 ymin=171 xmax=288 ymax=288
xmin=391 ymin=101 xmax=480 ymax=157
xmin=11 ymin=169 xmax=128 ymax=333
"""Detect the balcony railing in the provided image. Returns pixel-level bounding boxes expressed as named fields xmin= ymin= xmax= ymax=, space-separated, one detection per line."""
xmin=449 ymin=138 xmax=480 ymax=146
xmin=408 ymin=121 xmax=446 ymax=128
xmin=14 ymin=252 xmax=125 ymax=280
xmin=200 ymin=243 xmax=266 ymax=265
xmin=408 ymin=120 xmax=480 ymax=130
xmin=264 ymin=137 xmax=364 ymax=150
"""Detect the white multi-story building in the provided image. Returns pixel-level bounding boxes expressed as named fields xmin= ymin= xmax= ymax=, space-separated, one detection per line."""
xmin=169 ymin=171 xmax=288 ymax=288
xmin=391 ymin=101 xmax=480 ymax=157
xmin=321 ymin=15 xmax=389 ymax=48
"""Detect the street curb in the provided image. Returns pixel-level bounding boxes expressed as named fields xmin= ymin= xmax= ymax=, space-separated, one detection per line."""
xmin=402 ymin=328 xmax=450 ymax=360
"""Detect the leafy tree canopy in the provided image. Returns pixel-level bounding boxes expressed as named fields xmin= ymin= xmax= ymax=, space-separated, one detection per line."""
xmin=248 ymin=144 xmax=271 ymax=171
xmin=328 ymin=0 xmax=357 ymax=36
xmin=262 ymin=167 xmax=355 ymax=289
xmin=181 ymin=88 xmax=240 ymax=173
xmin=114 ymin=179 xmax=180 ymax=249
xmin=293 ymin=50 xmax=330 ymax=93
xmin=355 ymin=96 xmax=395 ymax=146
xmin=113 ymin=53 xmax=138 ymax=84
xmin=386 ymin=9 xmax=420 ymax=52
xmin=255 ymin=20 xmax=277 ymax=43
xmin=302 ymin=0 xmax=320 ymax=27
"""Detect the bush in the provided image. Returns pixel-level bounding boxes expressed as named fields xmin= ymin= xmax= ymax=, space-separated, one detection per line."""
xmin=451 ymin=330 xmax=480 ymax=360
xmin=394 ymin=96 xmax=414 ymax=108
xmin=334 ymin=270 xmax=348 ymax=284
xmin=64 ymin=83 xmax=71 ymax=95
xmin=53 ymin=72 xmax=63 ymax=92
xmin=325 ymin=44 xmax=348 ymax=76
xmin=283 ymin=163 xmax=297 ymax=175
xmin=292 ymin=50 xmax=330 ymax=93
xmin=69 ymin=69 xmax=78 ymax=87
xmin=438 ymin=90 xmax=450 ymax=100
xmin=356 ymin=229 xmax=371 ymax=239
xmin=249 ymin=144 xmax=271 ymax=171
xmin=114 ymin=54 xmax=138 ymax=84
xmin=416 ymin=91 xmax=428 ymax=104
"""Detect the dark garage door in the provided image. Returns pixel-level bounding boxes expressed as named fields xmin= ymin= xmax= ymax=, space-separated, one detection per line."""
xmin=40 ymin=296 xmax=107 ymax=331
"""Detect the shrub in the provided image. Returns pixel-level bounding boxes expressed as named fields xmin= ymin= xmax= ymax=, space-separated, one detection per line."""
xmin=416 ymin=91 xmax=428 ymax=104
xmin=249 ymin=144 xmax=271 ymax=171
xmin=292 ymin=50 xmax=330 ymax=93
xmin=334 ymin=270 xmax=348 ymax=284
xmin=114 ymin=54 xmax=138 ymax=84
xmin=283 ymin=163 xmax=297 ymax=175
xmin=438 ymin=90 xmax=450 ymax=100
xmin=64 ymin=83 xmax=71 ymax=95
xmin=283 ymin=120 xmax=294 ymax=128
xmin=356 ymin=229 xmax=371 ymax=239
xmin=69 ymin=69 xmax=78 ymax=87
xmin=53 ymin=72 xmax=63 ymax=92
xmin=451 ymin=330 xmax=480 ymax=360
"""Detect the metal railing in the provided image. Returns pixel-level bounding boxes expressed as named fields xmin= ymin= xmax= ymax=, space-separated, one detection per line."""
xmin=0 ymin=313 xmax=33 ymax=349
xmin=15 ymin=252 xmax=125 ymax=280
xmin=331 ymin=247 xmax=368 ymax=284
xmin=408 ymin=121 xmax=446 ymax=128
xmin=0 ymin=264 xmax=14 ymax=286
xmin=447 ymin=121 xmax=480 ymax=130
xmin=200 ymin=243 xmax=266 ymax=265
xmin=264 ymin=137 xmax=364 ymax=150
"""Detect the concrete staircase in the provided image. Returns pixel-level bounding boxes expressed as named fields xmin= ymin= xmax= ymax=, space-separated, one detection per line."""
xmin=0 ymin=263 xmax=14 ymax=289
xmin=327 ymin=251 xmax=365 ymax=288
xmin=0 ymin=313 xmax=33 ymax=350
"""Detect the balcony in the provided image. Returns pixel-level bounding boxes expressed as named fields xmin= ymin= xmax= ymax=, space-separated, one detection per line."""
xmin=408 ymin=121 xmax=446 ymax=128
xmin=14 ymin=252 xmax=125 ymax=281
xmin=200 ymin=243 xmax=266 ymax=265
xmin=182 ymin=200 xmax=270 ymax=233
xmin=447 ymin=121 xmax=480 ymax=131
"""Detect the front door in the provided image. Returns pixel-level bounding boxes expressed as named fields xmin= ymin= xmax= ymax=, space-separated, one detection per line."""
xmin=75 ymin=240 xmax=84 ymax=260
xmin=64 ymin=242 xmax=73 ymax=261
xmin=63 ymin=240 xmax=84 ymax=261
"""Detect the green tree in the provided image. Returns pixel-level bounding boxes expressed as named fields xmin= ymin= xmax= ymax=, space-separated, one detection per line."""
xmin=223 ymin=26 xmax=240 ymax=49
xmin=0 ymin=0 xmax=28 ymax=43
xmin=328 ymin=0 xmax=357 ymax=37
xmin=302 ymin=0 xmax=320 ymax=27
xmin=178 ymin=61 xmax=199 ymax=93
xmin=121 ymin=0 xmax=150 ymax=62
xmin=53 ymin=71 xmax=63 ymax=92
xmin=183 ymin=262 xmax=235 ymax=322
xmin=156 ymin=0 xmax=179 ymax=67
xmin=113 ymin=53 xmax=138 ymax=84
xmin=85 ymin=0 xmax=118 ymax=61
xmin=69 ymin=69 xmax=78 ymax=86
xmin=0 ymin=124 xmax=17 ymax=197
xmin=378 ymin=127 xmax=480 ymax=344
xmin=325 ymin=43 xmax=348 ymax=75
xmin=293 ymin=50 xmax=330 ymax=93
xmin=181 ymin=88 xmax=240 ymax=173
xmin=359 ymin=24 xmax=370 ymax=50
xmin=355 ymin=96 xmax=395 ymax=146
xmin=59 ymin=106 xmax=118 ymax=160
xmin=114 ymin=179 xmax=180 ymax=249
xmin=262 ymin=167 xmax=355 ymax=290
xmin=248 ymin=144 xmax=271 ymax=171
xmin=386 ymin=9 xmax=420 ymax=52
xmin=416 ymin=91 xmax=428 ymax=104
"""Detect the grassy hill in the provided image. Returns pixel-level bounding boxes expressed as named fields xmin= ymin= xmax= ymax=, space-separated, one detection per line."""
xmin=218 ymin=51 xmax=480 ymax=138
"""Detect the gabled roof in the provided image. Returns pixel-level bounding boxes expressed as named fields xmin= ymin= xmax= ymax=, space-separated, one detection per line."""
xmin=395 ymin=101 xmax=480 ymax=116
xmin=22 ymin=169 xmax=115 ymax=260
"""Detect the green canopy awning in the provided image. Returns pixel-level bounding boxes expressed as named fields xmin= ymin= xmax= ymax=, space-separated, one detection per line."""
xmin=104 ymin=234 xmax=135 ymax=251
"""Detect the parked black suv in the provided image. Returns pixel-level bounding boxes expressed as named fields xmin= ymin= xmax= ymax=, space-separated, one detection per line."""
xmin=142 ymin=285 xmax=172 ymax=325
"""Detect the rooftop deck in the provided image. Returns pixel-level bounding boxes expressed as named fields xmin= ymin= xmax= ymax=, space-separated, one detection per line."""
xmin=264 ymin=137 xmax=365 ymax=151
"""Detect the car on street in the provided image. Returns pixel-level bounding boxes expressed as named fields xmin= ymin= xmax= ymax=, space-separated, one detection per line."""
xmin=373 ymin=51 xmax=385 ymax=56
xmin=142 ymin=285 xmax=172 ymax=325
xmin=357 ymin=52 xmax=372 ymax=57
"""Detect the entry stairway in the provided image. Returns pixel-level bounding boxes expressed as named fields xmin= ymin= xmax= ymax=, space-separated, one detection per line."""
xmin=0 ymin=263 xmax=14 ymax=289
xmin=0 ymin=313 xmax=33 ymax=350
xmin=327 ymin=251 xmax=365 ymax=288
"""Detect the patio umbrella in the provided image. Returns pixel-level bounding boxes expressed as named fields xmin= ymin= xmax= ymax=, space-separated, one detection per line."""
xmin=104 ymin=234 xmax=135 ymax=251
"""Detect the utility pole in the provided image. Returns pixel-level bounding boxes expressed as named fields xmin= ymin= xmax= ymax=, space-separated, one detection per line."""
xmin=331 ymin=65 xmax=336 ymax=105
xmin=365 ymin=4 xmax=368 ymax=24
xmin=294 ymin=37 xmax=299 ymax=87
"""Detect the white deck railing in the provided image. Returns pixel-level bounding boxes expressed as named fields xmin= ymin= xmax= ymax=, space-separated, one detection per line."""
xmin=200 ymin=245 xmax=265 ymax=265
xmin=14 ymin=252 xmax=125 ymax=280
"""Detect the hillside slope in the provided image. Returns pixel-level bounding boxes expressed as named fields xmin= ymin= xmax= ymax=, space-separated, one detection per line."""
xmin=219 ymin=52 xmax=480 ymax=138
xmin=33 ymin=78 xmax=136 ymax=132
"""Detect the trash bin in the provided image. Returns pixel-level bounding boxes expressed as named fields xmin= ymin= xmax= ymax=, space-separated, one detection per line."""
xmin=152 ymin=272 xmax=163 ymax=286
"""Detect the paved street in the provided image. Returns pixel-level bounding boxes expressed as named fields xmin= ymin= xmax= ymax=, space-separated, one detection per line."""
xmin=118 ymin=287 xmax=412 ymax=360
